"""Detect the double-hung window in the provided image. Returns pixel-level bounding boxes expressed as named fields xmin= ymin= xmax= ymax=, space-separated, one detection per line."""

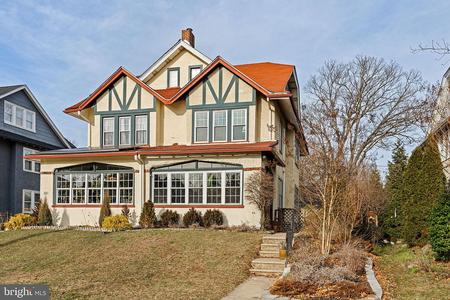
xmin=119 ymin=116 xmax=131 ymax=146
xmin=56 ymin=174 xmax=71 ymax=204
xmin=170 ymin=173 xmax=186 ymax=203
xmin=213 ymin=110 xmax=227 ymax=142
xmin=23 ymin=147 xmax=40 ymax=173
xmin=168 ymin=68 xmax=180 ymax=87
xmin=153 ymin=174 xmax=168 ymax=203
xmin=23 ymin=190 xmax=40 ymax=213
xmin=87 ymin=174 xmax=102 ymax=204
xmin=135 ymin=115 xmax=148 ymax=145
xmin=194 ymin=111 xmax=209 ymax=143
xmin=188 ymin=173 xmax=203 ymax=203
xmin=71 ymin=174 xmax=86 ymax=204
xmin=231 ymin=109 xmax=247 ymax=141
xmin=102 ymin=117 xmax=115 ymax=146
xmin=4 ymin=101 xmax=35 ymax=132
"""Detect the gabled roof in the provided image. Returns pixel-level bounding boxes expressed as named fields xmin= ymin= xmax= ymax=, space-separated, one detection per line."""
xmin=235 ymin=62 xmax=294 ymax=93
xmin=0 ymin=85 xmax=73 ymax=148
xmin=139 ymin=40 xmax=212 ymax=82
xmin=155 ymin=87 xmax=181 ymax=99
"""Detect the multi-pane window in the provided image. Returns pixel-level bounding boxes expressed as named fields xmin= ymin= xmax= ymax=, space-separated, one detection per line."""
xmin=102 ymin=118 xmax=114 ymax=146
xmin=225 ymin=172 xmax=241 ymax=203
xmin=55 ymin=171 xmax=133 ymax=205
xmin=23 ymin=147 xmax=40 ymax=173
xmin=22 ymin=190 xmax=40 ymax=213
xmin=4 ymin=101 xmax=35 ymax=132
xmin=189 ymin=66 xmax=201 ymax=80
xmin=206 ymin=172 xmax=222 ymax=203
xmin=152 ymin=161 xmax=242 ymax=205
xmin=188 ymin=173 xmax=203 ymax=203
xmin=170 ymin=173 xmax=186 ymax=203
xmin=232 ymin=109 xmax=247 ymax=141
xmin=119 ymin=117 xmax=131 ymax=145
xmin=213 ymin=110 xmax=227 ymax=142
xmin=135 ymin=115 xmax=148 ymax=145
xmin=153 ymin=174 xmax=168 ymax=203
xmin=168 ymin=68 xmax=179 ymax=87
xmin=194 ymin=111 xmax=208 ymax=143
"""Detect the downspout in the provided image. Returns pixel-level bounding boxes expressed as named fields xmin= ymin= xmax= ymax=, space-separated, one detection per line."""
xmin=134 ymin=153 xmax=146 ymax=207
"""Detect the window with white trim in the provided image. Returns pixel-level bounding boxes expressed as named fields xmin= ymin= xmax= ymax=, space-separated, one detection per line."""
xmin=194 ymin=111 xmax=208 ymax=143
xmin=213 ymin=110 xmax=227 ymax=142
xmin=231 ymin=109 xmax=247 ymax=141
xmin=135 ymin=115 xmax=148 ymax=145
xmin=54 ymin=163 xmax=134 ymax=205
xmin=119 ymin=116 xmax=131 ymax=145
xmin=168 ymin=68 xmax=179 ymax=87
xmin=102 ymin=117 xmax=114 ymax=146
xmin=23 ymin=190 xmax=40 ymax=213
xmin=4 ymin=101 xmax=36 ymax=132
xmin=23 ymin=147 xmax=40 ymax=173
xmin=152 ymin=161 xmax=242 ymax=205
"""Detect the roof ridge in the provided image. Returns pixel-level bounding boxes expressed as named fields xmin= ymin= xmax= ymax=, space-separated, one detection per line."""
xmin=235 ymin=62 xmax=294 ymax=67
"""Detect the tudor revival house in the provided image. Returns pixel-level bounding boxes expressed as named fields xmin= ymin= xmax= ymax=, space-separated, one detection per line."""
xmin=29 ymin=29 xmax=308 ymax=227
xmin=0 ymin=85 xmax=72 ymax=216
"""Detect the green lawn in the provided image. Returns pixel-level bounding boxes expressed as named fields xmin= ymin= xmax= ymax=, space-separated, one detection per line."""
xmin=0 ymin=229 xmax=262 ymax=300
xmin=373 ymin=244 xmax=449 ymax=300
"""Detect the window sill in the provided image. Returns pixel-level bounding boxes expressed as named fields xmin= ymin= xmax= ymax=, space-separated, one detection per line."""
xmin=53 ymin=204 xmax=135 ymax=208
xmin=154 ymin=204 xmax=244 ymax=209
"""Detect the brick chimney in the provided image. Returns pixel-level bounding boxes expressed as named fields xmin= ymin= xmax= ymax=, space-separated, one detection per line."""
xmin=181 ymin=28 xmax=195 ymax=48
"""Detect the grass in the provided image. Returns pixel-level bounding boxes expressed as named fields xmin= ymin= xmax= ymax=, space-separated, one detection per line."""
xmin=0 ymin=229 xmax=262 ymax=300
xmin=373 ymin=244 xmax=450 ymax=300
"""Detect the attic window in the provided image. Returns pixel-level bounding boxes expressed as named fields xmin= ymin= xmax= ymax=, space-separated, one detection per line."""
xmin=167 ymin=68 xmax=180 ymax=87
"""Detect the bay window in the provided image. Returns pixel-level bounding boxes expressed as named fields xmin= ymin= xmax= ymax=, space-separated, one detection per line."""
xmin=152 ymin=161 xmax=243 ymax=205
xmin=213 ymin=110 xmax=227 ymax=142
xmin=135 ymin=115 xmax=148 ymax=145
xmin=119 ymin=116 xmax=131 ymax=146
xmin=54 ymin=163 xmax=134 ymax=205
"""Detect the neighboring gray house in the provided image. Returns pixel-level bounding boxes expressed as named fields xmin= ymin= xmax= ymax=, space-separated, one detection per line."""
xmin=0 ymin=85 xmax=72 ymax=216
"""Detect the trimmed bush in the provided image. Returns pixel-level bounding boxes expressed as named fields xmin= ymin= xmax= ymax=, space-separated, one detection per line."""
xmin=99 ymin=195 xmax=112 ymax=227
xmin=160 ymin=210 xmax=180 ymax=227
xmin=429 ymin=189 xmax=450 ymax=260
xmin=38 ymin=200 xmax=53 ymax=226
xmin=139 ymin=201 xmax=157 ymax=228
xmin=101 ymin=215 xmax=132 ymax=231
xmin=183 ymin=208 xmax=203 ymax=227
xmin=31 ymin=202 xmax=40 ymax=225
xmin=4 ymin=213 xmax=34 ymax=230
xmin=203 ymin=209 xmax=224 ymax=227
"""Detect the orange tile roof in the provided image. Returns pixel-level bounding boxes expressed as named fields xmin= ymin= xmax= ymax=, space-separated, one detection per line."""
xmin=235 ymin=62 xmax=294 ymax=93
xmin=155 ymin=87 xmax=181 ymax=99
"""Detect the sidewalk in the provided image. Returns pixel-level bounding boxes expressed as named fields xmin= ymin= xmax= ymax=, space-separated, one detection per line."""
xmin=221 ymin=276 xmax=274 ymax=300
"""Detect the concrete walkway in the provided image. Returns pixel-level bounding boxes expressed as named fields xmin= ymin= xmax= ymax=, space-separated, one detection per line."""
xmin=222 ymin=276 xmax=274 ymax=300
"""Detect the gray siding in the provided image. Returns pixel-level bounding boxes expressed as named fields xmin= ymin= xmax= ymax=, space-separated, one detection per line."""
xmin=0 ymin=139 xmax=13 ymax=213
xmin=0 ymin=90 xmax=65 ymax=149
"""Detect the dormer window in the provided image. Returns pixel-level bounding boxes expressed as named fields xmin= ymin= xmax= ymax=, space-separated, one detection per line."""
xmin=4 ymin=100 xmax=36 ymax=132
xmin=189 ymin=66 xmax=202 ymax=81
xmin=167 ymin=68 xmax=180 ymax=87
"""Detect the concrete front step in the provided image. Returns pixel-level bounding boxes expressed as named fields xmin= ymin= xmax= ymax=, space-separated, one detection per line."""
xmin=251 ymin=258 xmax=286 ymax=272
xmin=249 ymin=268 xmax=283 ymax=276
xmin=260 ymin=243 xmax=280 ymax=252
xmin=262 ymin=234 xmax=286 ymax=245
xmin=259 ymin=250 xmax=280 ymax=258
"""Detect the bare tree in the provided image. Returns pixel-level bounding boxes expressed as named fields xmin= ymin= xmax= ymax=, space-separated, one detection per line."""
xmin=412 ymin=40 xmax=450 ymax=59
xmin=300 ymin=56 xmax=430 ymax=254
xmin=246 ymin=170 xmax=274 ymax=230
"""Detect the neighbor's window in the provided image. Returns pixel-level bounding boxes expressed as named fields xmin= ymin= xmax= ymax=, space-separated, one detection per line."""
xmin=4 ymin=101 xmax=35 ymax=132
xmin=194 ymin=111 xmax=209 ymax=143
xmin=168 ymin=68 xmax=180 ymax=87
xmin=119 ymin=116 xmax=131 ymax=145
xmin=135 ymin=115 xmax=148 ymax=145
xmin=23 ymin=147 xmax=40 ymax=173
xmin=23 ymin=190 xmax=40 ymax=213
xmin=189 ymin=66 xmax=202 ymax=80
xmin=231 ymin=109 xmax=247 ymax=141
xmin=213 ymin=110 xmax=227 ymax=142
xmin=151 ymin=161 xmax=242 ymax=205
xmin=102 ymin=117 xmax=115 ymax=146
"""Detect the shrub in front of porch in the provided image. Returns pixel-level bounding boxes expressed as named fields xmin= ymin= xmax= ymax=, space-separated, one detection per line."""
xmin=99 ymin=195 xmax=112 ymax=227
xmin=139 ymin=201 xmax=157 ymax=228
xmin=102 ymin=215 xmax=132 ymax=231
xmin=203 ymin=209 xmax=224 ymax=227
xmin=160 ymin=210 xmax=180 ymax=227
xmin=183 ymin=208 xmax=203 ymax=227
xmin=37 ymin=200 xmax=53 ymax=226
xmin=4 ymin=214 xmax=34 ymax=230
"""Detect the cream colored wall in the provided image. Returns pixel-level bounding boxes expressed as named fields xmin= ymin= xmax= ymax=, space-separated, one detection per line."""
xmin=146 ymin=50 xmax=207 ymax=89
xmin=161 ymin=100 xmax=190 ymax=145
xmin=39 ymin=154 xmax=264 ymax=227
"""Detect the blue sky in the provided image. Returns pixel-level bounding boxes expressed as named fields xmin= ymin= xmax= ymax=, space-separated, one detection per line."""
xmin=1 ymin=0 xmax=449 ymax=176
